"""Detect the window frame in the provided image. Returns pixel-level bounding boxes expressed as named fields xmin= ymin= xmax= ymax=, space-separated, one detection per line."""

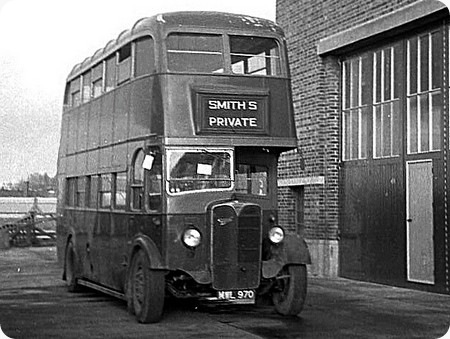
xmin=75 ymin=176 xmax=88 ymax=207
xmin=166 ymin=147 xmax=234 ymax=195
xmin=114 ymin=172 xmax=127 ymax=210
xmin=91 ymin=62 xmax=104 ymax=99
xmin=166 ymin=32 xmax=225 ymax=74
xmin=341 ymin=27 xmax=444 ymax=163
xmin=131 ymin=149 xmax=145 ymax=211
xmin=99 ymin=173 xmax=112 ymax=209
xmin=235 ymin=163 xmax=269 ymax=196
xmin=372 ymin=45 xmax=401 ymax=159
xmin=165 ymin=32 xmax=285 ymax=77
xmin=342 ymin=56 xmax=369 ymax=161
xmin=117 ymin=43 xmax=132 ymax=85
xmin=66 ymin=177 xmax=77 ymax=207
xmin=89 ymin=175 xmax=99 ymax=209
xmin=406 ymin=30 xmax=443 ymax=154
xmin=229 ymin=35 xmax=282 ymax=76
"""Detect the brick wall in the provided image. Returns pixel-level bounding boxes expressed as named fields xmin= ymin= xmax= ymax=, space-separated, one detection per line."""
xmin=276 ymin=0 xmax=418 ymax=241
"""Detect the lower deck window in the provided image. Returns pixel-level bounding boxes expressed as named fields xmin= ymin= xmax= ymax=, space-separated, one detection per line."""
xmin=115 ymin=173 xmax=127 ymax=209
xmin=100 ymin=174 xmax=112 ymax=208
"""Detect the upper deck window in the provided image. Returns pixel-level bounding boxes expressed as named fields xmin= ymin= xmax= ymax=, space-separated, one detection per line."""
xmin=230 ymin=36 xmax=281 ymax=76
xmin=82 ymin=71 xmax=91 ymax=103
xmin=135 ymin=36 xmax=155 ymax=76
xmin=92 ymin=63 xmax=103 ymax=98
xmin=105 ymin=54 xmax=116 ymax=92
xmin=167 ymin=33 xmax=223 ymax=73
xmin=118 ymin=44 xmax=132 ymax=85
xmin=69 ymin=77 xmax=81 ymax=107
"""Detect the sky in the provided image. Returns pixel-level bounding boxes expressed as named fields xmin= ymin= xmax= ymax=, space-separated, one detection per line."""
xmin=0 ymin=0 xmax=276 ymax=185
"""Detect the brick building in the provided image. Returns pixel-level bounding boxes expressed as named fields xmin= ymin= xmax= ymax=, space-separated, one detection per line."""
xmin=276 ymin=0 xmax=450 ymax=294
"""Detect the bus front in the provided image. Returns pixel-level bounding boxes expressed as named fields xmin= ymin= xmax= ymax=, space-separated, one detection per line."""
xmin=147 ymin=12 xmax=311 ymax=320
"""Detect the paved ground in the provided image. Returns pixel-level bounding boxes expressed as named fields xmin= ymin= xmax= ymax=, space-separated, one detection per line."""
xmin=0 ymin=246 xmax=449 ymax=338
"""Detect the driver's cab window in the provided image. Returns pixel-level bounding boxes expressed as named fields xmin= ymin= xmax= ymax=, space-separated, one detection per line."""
xmin=131 ymin=150 xmax=145 ymax=210
xmin=131 ymin=148 xmax=162 ymax=211
xmin=236 ymin=164 xmax=268 ymax=196
xmin=145 ymin=149 xmax=162 ymax=211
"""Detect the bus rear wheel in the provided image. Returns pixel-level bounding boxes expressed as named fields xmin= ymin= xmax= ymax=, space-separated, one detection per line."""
xmin=272 ymin=264 xmax=307 ymax=316
xmin=65 ymin=240 xmax=80 ymax=292
xmin=128 ymin=250 xmax=165 ymax=323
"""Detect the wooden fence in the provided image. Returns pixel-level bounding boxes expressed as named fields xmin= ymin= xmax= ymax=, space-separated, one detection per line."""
xmin=0 ymin=198 xmax=56 ymax=248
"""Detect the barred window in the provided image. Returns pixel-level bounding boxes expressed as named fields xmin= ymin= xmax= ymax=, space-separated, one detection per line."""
xmin=407 ymin=31 xmax=442 ymax=154
xmin=342 ymin=56 xmax=370 ymax=160
xmin=373 ymin=45 xmax=401 ymax=158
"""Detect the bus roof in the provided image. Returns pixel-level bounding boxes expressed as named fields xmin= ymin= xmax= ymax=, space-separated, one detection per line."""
xmin=68 ymin=11 xmax=283 ymax=80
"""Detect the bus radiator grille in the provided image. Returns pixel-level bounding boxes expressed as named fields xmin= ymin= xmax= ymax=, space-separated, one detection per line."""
xmin=211 ymin=204 xmax=262 ymax=290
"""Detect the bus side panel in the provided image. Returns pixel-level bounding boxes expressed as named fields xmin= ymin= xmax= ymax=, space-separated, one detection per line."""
xmin=100 ymin=92 xmax=114 ymax=157
xmin=113 ymin=83 xmax=130 ymax=144
xmin=93 ymin=210 xmax=112 ymax=287
xmin=130 ymin=76 xmax=164 ymax=138
xmin=84 ymin=209 xmax=98 ymax=281
xmin=108 ymin=212 xmax=129 ymax=291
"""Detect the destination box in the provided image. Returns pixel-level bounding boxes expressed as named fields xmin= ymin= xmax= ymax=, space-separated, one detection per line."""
xmin=195 ymin=93 xmax=268 ymax=135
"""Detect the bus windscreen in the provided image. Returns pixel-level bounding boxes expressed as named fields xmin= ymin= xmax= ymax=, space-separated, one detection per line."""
xmin=166 ymin=33 xmax=281 ymax=75
xmin=230 ymin=36 xmax=281 ymax=76
xmin=167 ymin=149 xmax=232 ymax=194
xmin=167 ymin=33 xmax=224 ymax=73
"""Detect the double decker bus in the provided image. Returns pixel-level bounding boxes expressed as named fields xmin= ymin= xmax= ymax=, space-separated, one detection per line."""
xmin=57 ymin=11 xmax=311 ymax=323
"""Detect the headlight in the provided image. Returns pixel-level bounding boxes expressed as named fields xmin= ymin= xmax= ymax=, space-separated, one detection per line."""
xmin=268 ymin=226 xmax=284 ymax=244
xmin=182 ymin=228 xmax=202 ymax=248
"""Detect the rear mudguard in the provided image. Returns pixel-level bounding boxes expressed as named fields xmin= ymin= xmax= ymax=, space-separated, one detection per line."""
xmin=262 ymin=233 xmax=311 ymax=279
xmin=62 ymin=228 xmax=78 ymax=281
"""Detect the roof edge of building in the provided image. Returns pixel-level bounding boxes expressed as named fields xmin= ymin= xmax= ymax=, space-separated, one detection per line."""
xmin=317 ymin=0 xmax=448 ymax=55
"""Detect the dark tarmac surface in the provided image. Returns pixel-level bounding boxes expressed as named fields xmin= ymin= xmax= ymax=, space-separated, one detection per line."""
xmin=0 ymin=246 xmax=449 ymax=338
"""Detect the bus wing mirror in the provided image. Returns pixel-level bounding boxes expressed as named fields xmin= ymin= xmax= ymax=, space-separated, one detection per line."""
xmin=142 ymin=154 xmax=155 ymax=170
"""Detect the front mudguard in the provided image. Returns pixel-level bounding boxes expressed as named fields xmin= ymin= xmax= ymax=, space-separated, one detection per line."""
xmin=262 ymin=233 xmax=311 ymax=279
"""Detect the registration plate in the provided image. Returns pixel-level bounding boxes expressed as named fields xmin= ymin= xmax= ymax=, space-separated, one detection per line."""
xmin=216 ymin=289 xmax=256 ymax=304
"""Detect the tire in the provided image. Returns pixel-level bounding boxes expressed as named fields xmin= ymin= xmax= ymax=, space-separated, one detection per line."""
xmin=128 ymin=250 xmax=165 ymax=323
xmin=65 ymin=241 xmax=80 ymax=292
xmin=272 ymin=264 xmax=307 ymax=316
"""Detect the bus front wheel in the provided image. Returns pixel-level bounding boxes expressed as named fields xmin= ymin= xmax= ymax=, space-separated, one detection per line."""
xmin=272 ymin=264 xmax=307 ymax=316
xmin=65 ymin=241 xmax=80 ymax=292
xmin=128 ymin=249 xmax=165 ymax=323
